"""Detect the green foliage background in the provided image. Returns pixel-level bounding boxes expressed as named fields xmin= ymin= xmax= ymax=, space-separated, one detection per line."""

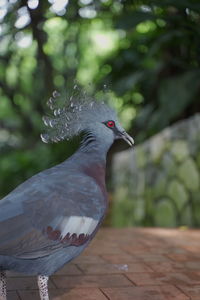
xmin=0 ymin=0 xmax=200 ymax=210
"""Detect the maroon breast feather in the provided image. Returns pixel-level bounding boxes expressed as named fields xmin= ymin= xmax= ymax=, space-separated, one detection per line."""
xmin=46 ymin=226 xmax=90 ymax=246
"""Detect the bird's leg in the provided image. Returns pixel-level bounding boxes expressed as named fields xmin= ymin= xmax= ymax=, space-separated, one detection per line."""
xmin=37 ymin=275 xmax=49 ymax=300
xmin=0 ymin=271 xmax=6 ymax=300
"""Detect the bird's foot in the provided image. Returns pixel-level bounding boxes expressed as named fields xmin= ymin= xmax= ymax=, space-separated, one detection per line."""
xmin=38 ymin=275 xmax=49 ymax=300
xmin=0 ymin=271 xmax=6 ymax=300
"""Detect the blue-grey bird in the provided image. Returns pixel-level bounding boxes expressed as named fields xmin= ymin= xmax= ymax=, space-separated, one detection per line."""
xmin=0 ymin=91 xmax=134 ymax=300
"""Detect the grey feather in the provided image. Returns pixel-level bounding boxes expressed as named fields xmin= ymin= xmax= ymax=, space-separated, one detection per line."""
xmin=0 ymin=157 xmax=106 ymax=260
xmin=41 ymin=88 xmax=117 ymax=143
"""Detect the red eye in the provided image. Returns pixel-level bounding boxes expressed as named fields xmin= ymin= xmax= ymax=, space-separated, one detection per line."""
xmin=106 ymin=120 xmax=115 ymax=128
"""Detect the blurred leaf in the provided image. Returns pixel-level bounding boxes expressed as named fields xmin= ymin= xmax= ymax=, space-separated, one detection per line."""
xmin=153 ymin=0 xmax=200 ymax=12
xmin=115 ymin=11 xmax=156 ymax=30
xmin=149 ymin=70 xmax=200 ymax=129
xmin=114 ymin=71 xmax=145 ymax=95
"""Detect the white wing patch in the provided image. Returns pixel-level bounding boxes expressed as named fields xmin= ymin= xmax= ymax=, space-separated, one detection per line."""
xmin=58 ymin=216 xmax=98 ymax=239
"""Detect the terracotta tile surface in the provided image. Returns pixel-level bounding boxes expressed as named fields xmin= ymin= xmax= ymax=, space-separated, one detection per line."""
xmin=7 ymin=277 xmax=55 ymax=290
xmin=19 ymin=288 xmax=108 ymax=300
xmin=54 ymin=264 xmax=83 ymax=276
xmin=127 ymin=271 xmax=200 ymax=286
xmin=78 ymin=262 xmax=152 ymax=274
xmin=132 ymin=253 xmax=172 ymax=262
xmin=73 ymin=255 xmax=106 ymax=264
xmin=102 ymin=285 xmax=189 ymax=300
xmin=167 ymin=253 xmax=200 ymax=262
xmin=101 ymin=253 xmax=138 ymax=264
xmin=51 ymin=274 xmax=132 ymax=288
xmin=7 ymin=291 xmax=20 ymax=300
xmin=178 ymin=285 xmax=200 ymax=300
xmin=5 ymin=228 xmax=200 ymax=299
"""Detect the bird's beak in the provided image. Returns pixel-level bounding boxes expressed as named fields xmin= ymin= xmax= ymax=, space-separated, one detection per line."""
xmin=120 ymin=131 xmax=134 ymax=147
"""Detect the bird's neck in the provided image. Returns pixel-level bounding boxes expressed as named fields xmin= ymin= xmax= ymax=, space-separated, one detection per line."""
xmin=78 ymin=132 xmax=113 ymax=162
xmin=70 ymin=134 xmax=111 ymax=198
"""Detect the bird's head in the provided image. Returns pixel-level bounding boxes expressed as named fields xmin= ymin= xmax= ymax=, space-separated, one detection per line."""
xmin=81 ymin=108 xmax=134 ymax=148
xmin=41 ymin=90 xmax=134 ymax=148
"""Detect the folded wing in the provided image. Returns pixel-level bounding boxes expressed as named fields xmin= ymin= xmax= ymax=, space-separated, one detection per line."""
xmin=0 ymin=166 xmax=105 ymax=259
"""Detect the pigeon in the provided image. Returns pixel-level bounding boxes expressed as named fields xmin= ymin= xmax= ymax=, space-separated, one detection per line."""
xmin=0 ymin=91 xmax=134 ymax=299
